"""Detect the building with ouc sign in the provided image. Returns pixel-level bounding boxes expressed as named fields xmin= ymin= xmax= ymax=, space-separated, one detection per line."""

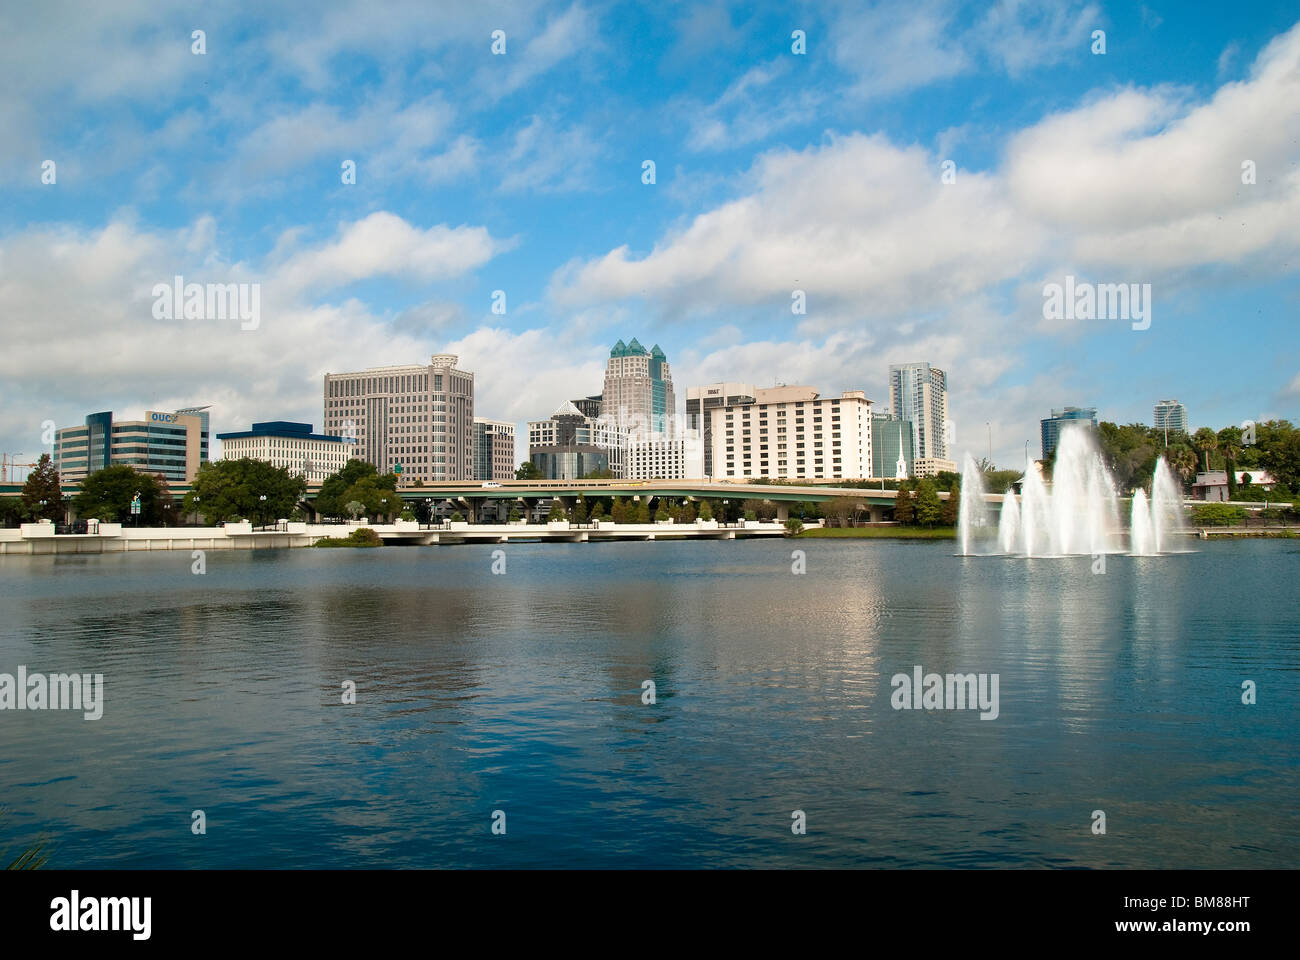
xmin=53 ymin=407 xmax=211 ymax=484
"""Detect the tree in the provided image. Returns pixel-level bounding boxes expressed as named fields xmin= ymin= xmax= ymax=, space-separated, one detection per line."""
xmin=20 ymin=454 xmax=64 ymax=521
xmin=340 ymin=476 xmax=402 ymax=521
xmin=580 ymin=467 xmax=616 ymax=479
xmin=783 ymin=517 xmax=804 ymax=536
xmin=914 ymin=479 xmax=942 ymax=527
xmin=654 ymin=500 xmax=669 ymax=522
xmin=636 ymin=502 xmax=650 ymax=523
xmin=573 ymin=495 xmax=587 ymax=523
xmin=940 ymin=482 xmax=960 ymax=526
xmin=698 ymin=499 xmax=713 ymax=521
xmin=509 ymin=506 xmax=522 ymax=521
xmin=515 ymin=461 xmax=545 ymax=480
xmin=183 ymin=458 xmax=306 ymax=525
xmin=547 ymin=499 xmax=566 ymax=521
xmin=1164 ymin=444 xmax=1197 ymax=488
xmin=315 ymin=461 xmax=395 ymax=518
xmin=681 ymin=501 xmax=696 ymax=522
xmin=1217 ymin=426 xmax=1243 ymax=497
xmin=893 ymin=482 xmax=915 ymax=525
xmin=1192 ymin=427 xmax=1218 ymax=472
xmin=74 ymin=466 xmax=169 ymax=523
xmin=1259 ymin=423 xmax=1300 ymax=491
xmin=590 ymin=501 xmax=605 ymax=521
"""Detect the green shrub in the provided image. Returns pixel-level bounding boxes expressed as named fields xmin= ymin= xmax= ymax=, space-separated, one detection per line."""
xmin=450 ymin=512 xmax=464 ymax=522
xmin=1190 ymin=503 xmax=1246 ymax=526
xmin=783 ymin=518 xmax=804 ymax=536
xmin=315 ymin=527 xmax=383 ymax=548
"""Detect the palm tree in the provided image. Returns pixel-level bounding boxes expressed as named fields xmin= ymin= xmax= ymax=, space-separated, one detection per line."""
xmin=1165 ymin=444 xmax=1197 ymax=488
xmin=1192 ymin=427 xmax=1218 ymax=472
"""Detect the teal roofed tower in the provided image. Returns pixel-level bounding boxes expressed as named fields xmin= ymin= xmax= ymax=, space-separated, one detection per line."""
xmin=610 ymin=339 xmax=627 ymax=356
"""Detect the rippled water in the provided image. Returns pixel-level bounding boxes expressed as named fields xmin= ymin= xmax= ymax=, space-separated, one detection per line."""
xmin=0 ymin=538 xmax=1296 ymax=868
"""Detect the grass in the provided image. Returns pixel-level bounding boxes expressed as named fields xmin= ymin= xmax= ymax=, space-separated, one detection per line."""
xmin=797 ymin=526 xmax=957 ymax=539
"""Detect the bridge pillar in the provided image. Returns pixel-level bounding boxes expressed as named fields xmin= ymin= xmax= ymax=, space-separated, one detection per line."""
xmin=776 ymin=503 xmax=789 ymax=522
xmin=869 ymin=505 xmax=884 ymax=523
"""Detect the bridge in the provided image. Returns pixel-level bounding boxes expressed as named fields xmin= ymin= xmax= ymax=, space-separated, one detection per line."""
xmin=1 ymin=477 xmax=1003 ymax=523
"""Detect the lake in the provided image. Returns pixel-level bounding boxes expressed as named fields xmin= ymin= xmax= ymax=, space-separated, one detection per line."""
xmin=0 ymin=538 xmax=1295 ymax=868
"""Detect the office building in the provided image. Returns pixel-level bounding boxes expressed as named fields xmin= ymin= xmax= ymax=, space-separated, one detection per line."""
xmin=323 ymin=353 xmax=474 ymax=483
xmin=216 ymin=421 xmax=356 ymax=483
xmin=571 ymin=395 xmax=602 ymax=419
xmin=625 ymin=432 xmax=704 ymax=480
xmin=708 ymin=386 xmax=873 ymax=480
xmin=686 ymin=382 xmax=758 ymax=478
xmin=1153 ymin=400 xmax=1188 ymax=437
xmin=871 ymin=413 xmax=914 ymax=479
xmin=528 ymin=400 xmax=624 ymax=479
xmin=888 ymin=362 xmax=950 ymax=469
xmin=1041 ymin=406 xmax=1098 ymax=459
xmin=474 ymin=417 xmax=517 ymax=481
xmin=601 ymin=338 xmax=675 ymax=433
xmin=54 ymin=407 xmax=210 ymax=485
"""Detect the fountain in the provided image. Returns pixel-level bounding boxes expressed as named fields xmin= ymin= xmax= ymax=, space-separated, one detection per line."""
xmin=957 ymin=425 xmax=1188 ymax=557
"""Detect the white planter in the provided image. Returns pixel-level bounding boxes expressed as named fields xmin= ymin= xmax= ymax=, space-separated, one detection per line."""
xmin=393 ymin=519 xmax=419 ymax=532
xmin=696 ymin=519 xmax=719 ymax=529
xmin=596 ymin=520 xmax=615 ymax=529
xmin=449 ymin=521 xmax=469 ymax=530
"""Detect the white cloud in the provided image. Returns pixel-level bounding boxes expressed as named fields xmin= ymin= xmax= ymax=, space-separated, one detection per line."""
xmin=271 ymin=212 xmax=513 ymax=295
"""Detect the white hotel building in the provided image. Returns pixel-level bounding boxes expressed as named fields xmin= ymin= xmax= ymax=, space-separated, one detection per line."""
xmin=217 ymin=422 xmax=356 ymax=484
xmin=705 ymin=385 xmax=874 ymax=480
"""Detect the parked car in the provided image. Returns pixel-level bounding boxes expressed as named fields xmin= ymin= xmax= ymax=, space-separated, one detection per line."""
xmin=481 ymin=481 xmax=502 ymax=488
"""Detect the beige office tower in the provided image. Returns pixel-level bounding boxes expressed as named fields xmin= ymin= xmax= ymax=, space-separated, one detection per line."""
xmin=600 ymin=338 xmax=675 ymax=434
xmin=322 ymin=353 xmax=474 ymax=483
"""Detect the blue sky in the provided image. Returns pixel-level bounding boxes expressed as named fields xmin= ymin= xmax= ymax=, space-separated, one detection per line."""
xmin=2 ymin=0 xmax=1298 ymax=470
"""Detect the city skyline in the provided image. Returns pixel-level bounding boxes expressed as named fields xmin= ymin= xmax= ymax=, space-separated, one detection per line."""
xmin=2 ymin=5 xmax=1298 ymax=474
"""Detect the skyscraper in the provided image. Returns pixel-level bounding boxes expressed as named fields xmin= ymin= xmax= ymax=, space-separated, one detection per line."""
xmin=474 ymin=417 xmax=517 ymax=481
xmin=1040 ymin=406 xmax=1098 ymax=459
xmin=601 ymin=339 xmax=675 ymax=434
xmin=888 ymin=362 xmax=952 ymax=476
xmin=1153 ymin=400 xmax=1188 ymax=437
xmin=323 ymin=353 xmax=474 ymax=483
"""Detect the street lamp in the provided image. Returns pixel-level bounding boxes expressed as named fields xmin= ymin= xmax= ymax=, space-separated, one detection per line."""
xmin=192 ymin=495 xmax=200 ymax=526
xmin=258 ymin=493 xmax=267 ymax=528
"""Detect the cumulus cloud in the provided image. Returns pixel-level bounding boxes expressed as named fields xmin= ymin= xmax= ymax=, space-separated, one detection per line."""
xmin=271 ymin=212 xmax=513 ymax=295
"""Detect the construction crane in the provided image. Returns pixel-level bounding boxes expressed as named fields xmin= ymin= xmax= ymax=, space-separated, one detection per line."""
xmin=1 ymin=454 xmax=38 ymax=483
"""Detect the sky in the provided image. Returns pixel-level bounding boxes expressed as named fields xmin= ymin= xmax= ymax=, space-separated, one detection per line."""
xmin=1 ymin=0 xmax=1298 ymax=473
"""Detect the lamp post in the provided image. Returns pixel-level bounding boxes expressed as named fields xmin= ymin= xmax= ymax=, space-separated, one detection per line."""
xmin=192 ymin=495 xmax=200 ymax=526
xmin=258 ymin=493 xmax=267 ymax=528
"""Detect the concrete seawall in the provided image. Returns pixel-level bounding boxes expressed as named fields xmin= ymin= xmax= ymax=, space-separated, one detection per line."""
xmin=0 ymin=519 xmax=793 ymax=555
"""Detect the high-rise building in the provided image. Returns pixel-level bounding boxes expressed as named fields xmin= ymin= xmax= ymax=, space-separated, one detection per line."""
xmin=323 ymin=353 xmax=474 ymax=483
xmin=601 ymin=338 xmax=675 ymax=434
xmin=54 ymin=408 xmax=210 ymax=485
xmin=1040 ymin=406 xmax=1098 ymax=459
xmin=686 ymin=382 xmax=758 ymax=478
xmin=528 ymin=401 xmax=623 ymax=480
xmin=871 ymin=413 xmax=914 ymax=479
xmin=571 ymin=395 xmax=602 ymax=419
xmin=217 ymin=421 xmax=356 ymax=484
xmin=708 ymin=386 xmax=873 ymax=480
xmin=888 ymin=363 xmax=954 ymax=477
xmin=1153 ymin=400 xmax=1188 ymax=437
xmin=474 ymin=417 xmax=517 ymax=481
